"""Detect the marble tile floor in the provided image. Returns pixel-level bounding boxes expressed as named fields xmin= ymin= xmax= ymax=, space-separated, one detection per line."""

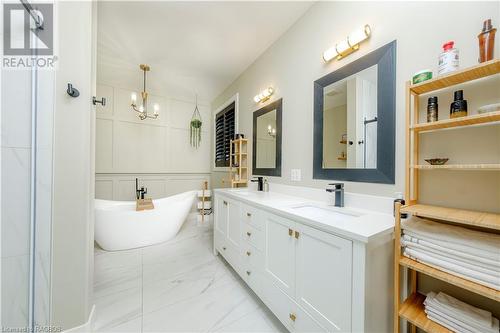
xmin=93 ymin=217 xmax=287 ymax=333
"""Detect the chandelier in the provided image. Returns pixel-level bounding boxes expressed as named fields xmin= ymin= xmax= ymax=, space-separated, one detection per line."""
xmin=130 ymin=64 xmax=159 ymax=120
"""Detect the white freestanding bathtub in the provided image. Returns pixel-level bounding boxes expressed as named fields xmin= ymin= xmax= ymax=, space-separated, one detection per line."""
xmin=95 ymin=191 xmax=196 ymax=251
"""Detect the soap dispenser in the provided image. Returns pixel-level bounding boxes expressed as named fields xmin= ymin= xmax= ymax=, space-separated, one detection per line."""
xmin=263 ymin=179 xmax=269 ymax=192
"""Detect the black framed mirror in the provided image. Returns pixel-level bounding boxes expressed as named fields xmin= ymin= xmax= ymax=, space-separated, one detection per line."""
xmin=253 ymin=98 xmax=282 ymax=177
xmin=313 ymin=40 xmax=396 ymax=184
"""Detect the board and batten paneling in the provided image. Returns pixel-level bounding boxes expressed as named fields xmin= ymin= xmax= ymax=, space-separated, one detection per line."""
xmin=95 ymin=83 xmax=211 ymax=174
xmin=95 ymin=173 xmax=210 ymax=201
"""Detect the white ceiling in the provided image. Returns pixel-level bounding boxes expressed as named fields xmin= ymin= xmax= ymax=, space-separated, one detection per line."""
xmin=97 ymin=1 xmax=313 ymax=103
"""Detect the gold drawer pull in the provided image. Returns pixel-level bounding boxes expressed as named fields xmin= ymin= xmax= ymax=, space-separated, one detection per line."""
xmin=246 ymin=270 xmax=251 ymax=276
xmin=247 ymin=212 xmax=252 ymax=217
xmin=246 ymin=231 xmax=252 ymax=237
xmin=294 ymin=231 xmax=300 ymax=239
xmin=288 ymin=228 xmax=293 ymax=236
xmin=289 ymin=313 xmax=296 ymax=322
xmin=246 ymin=251 xmax=251 ymax=256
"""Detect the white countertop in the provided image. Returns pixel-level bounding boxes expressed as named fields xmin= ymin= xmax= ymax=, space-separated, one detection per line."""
xmin=214 ymin=188 xmax=395 ymax=243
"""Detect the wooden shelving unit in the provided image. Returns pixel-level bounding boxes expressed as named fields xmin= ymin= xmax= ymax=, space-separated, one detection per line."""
xmin=401 ymin=204 xmax=500 ymax=231
xmin=412 ymin=163 xmax=500 ymax=170
xmin=399 ymin=293 xmax=452 ymax=333
xmin=411 ymin=110 xmax=500 ymax=132
xmin=395 ymin=60 xmax=500 ymax=332
xmin=409 ymin=58 xmax=500 ymax=94
xmin=400 ymin=257 xmax=500 ymax=302
xmin=229 ymin=138 xmax=248 ymax=188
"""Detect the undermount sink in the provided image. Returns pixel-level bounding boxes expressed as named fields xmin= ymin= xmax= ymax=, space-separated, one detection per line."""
xmin=232 ymin=190 xmax=261 ymax=197
xmin=290 ymin=204 xmax=362 ymax=222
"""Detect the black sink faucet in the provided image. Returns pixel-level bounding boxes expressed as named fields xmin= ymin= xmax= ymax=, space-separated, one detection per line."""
xmin=326 ymin=183 xmax=344 ymax=207
xmin=251 ymin=176 xmax=264 ymax=191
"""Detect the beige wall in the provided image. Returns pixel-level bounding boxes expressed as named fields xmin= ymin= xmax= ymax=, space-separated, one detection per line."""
xmin=210 ymin=2 xmax=500 ymax=322
xmin=211 ymin=1 xmax=500 ymax=206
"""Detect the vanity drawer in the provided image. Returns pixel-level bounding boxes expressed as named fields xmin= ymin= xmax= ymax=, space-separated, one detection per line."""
xmin=241 ymin=242 xmax=263 ymax=268
xmin=241 ymin=223 xmax=264 ymax=251
xmin=241 ymin=262 xmax=265 ymax=297
xmin=215 ymin=230 xmax=240 ymax=271
xmin=241 ymin=204 xmax=265 ymax=231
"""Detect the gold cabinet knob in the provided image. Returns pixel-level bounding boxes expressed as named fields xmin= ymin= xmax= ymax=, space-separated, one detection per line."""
xmin=289 ymin=313 xmax=296 ymax=322
xmin=288 ymin=228 xmax=293 ymax=236
xmin=294 ymin=231 xmax=300 ymax=239
xmin=246 ymin=231 xmax=252 ymax=237
xmin=246 ymin=251 xmax=251 ymax=256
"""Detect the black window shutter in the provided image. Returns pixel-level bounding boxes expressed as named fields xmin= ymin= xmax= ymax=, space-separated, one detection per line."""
xmin=215 ymin=102 xmax=235 ymax=167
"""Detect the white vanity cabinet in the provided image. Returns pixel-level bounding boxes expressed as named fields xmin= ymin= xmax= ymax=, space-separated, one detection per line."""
xmin=214 ymin=192 xmax=393 ymax=333
xmin=214 ymin=196 xmax=241 ymax=270
xmin=262 ymin=212 xmax=352 ymax=332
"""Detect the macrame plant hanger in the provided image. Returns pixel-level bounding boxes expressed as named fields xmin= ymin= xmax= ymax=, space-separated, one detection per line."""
xmin=190 ymin=94 xmax=203 ymax=148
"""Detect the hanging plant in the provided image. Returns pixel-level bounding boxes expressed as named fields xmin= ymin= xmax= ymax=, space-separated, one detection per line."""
xmin=190 ymin=95 xmax=203 ymax=148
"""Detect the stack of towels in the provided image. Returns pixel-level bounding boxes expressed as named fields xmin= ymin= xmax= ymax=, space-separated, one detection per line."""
xmin=424 ymin=291 xmax=499 ymax=333
xmin=401 ymin=216 xmax=500 ymax=291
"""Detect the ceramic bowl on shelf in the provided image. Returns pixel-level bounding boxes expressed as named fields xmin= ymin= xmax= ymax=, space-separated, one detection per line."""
xmin=425 ymin=158 xmax=449 ymax=165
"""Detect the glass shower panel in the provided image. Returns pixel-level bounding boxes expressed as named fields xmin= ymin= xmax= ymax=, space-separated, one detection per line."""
xmin=33 ymin=67 xmax=55 ymax=328
xmin=1 ymin=68 xmax=33 ymax=329
xmin=1 ymin=23 xmax=54 ymax=333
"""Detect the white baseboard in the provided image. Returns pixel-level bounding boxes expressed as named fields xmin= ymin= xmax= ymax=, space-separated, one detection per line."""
xmin=63 ymin=304 xmax=95 ymax=333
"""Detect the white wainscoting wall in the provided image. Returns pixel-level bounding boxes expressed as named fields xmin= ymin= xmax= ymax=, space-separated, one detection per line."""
xmin=95 ymin=84 xmax=211 ymax=200
xmin=95 ymin=173 xmax=210 ymax=201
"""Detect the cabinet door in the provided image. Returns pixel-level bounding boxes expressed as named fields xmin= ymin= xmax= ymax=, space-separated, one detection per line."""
xmin=214 ymin=197 xmax=228 ymax=236
xmin=295 ymin=223 xmax=352 ymax=332
xmin=263 ymin=213 xmax=296 ymax=298
xmin=226 ymin=199 xmax=240 ymax=249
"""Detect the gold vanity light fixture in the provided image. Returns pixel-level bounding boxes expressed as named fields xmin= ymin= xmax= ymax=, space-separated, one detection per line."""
xmin=323 ymin=24 xmax=372 ymax=62
xmin=131 ymin=64 xmax=160 ymax=120
xmin=253 ymin=87 xmax=274 ymax=103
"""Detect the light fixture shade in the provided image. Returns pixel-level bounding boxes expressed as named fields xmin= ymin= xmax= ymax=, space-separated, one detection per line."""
xmin=323 ymin=24 xmax=372 ymax=62
xmin=254 ymin=86 xmax=274 ymax=103
xmin=323 ymin=47 xmax=338 ymax=62
xmin=131 ymin=92 xmax=137 ymax=103
xmin=348 ymin=24 xmax=371 ymax=46
xmin=336 ymin=39 xmax=350 ymax=54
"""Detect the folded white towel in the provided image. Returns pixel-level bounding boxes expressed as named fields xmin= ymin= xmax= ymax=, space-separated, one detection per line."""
xmin=402 ymin=217 xmax=500 ymax=256
xmin=403 ymin=249 xmax=500 ymax=290
xmin=426 ymin=310 xmax=474 ymax=333
xmin=402 ymin=240 xmax=500 ymax=276
xmin=402 ymin=234 xmax=500 ymax=269
xmin=427 ymin=291 xmax=495 ymax=330
xmin=424 ymin=292 xmax=499 ymax=333
xmin=403 ymin=229 xmax=499 ymax=261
